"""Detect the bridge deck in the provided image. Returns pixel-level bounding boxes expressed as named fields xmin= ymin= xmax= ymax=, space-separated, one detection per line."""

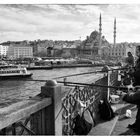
xmin=88 ymin=103 xmax=138 ymax=136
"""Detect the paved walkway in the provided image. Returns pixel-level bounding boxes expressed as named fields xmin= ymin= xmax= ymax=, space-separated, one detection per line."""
xmin=88 ymin=103 xmax=139 ymax=136
xmin=112 ymin=106 xmax=138 ymax=135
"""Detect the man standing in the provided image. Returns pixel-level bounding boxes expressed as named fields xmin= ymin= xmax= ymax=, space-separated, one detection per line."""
xmin=125 ymin=52 xmax=134 ymax=67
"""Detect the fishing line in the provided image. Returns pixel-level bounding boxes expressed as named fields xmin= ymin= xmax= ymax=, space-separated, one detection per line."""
xmin=53 ymin=67 xmax=130 ymax=79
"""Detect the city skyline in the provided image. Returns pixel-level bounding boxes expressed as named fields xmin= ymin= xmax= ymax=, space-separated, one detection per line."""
xmin=0 ymin=4 xmax=140 ymax=43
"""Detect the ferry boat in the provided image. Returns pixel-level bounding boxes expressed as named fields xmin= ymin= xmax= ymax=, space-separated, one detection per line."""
xmin=0 ymin=65 xmax=33 ymax=79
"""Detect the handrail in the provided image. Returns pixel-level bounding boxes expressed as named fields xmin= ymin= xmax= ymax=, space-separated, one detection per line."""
xmin=0 ymin=97 xmax=52 ymax=130
xmin=0 ymin=67 xmax=130 ymax=135
xmin=57 ymin=81 xmax=128 ymax=90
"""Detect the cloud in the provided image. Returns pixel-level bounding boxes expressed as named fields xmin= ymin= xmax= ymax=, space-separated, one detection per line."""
xmin=0 ymin=4 xmax=140 ymax=43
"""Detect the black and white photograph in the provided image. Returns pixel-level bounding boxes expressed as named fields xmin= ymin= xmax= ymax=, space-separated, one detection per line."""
xmin=0 ymin=0 xmax=140 ymax=137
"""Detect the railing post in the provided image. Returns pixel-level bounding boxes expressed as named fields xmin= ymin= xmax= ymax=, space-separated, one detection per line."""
xmin=30 ymin=80 xmax=62 ymax=135
xmin=64 ymin=77 xmax=67 ymax=86
xmin=102 ymin=65 xmax=111 ymax=101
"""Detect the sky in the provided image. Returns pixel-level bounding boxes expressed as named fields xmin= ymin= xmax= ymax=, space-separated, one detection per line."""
xmin=0 ymin=3 xmax=140 ymax=43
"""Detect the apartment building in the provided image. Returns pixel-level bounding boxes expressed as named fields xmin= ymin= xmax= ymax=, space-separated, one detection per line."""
xmin=7 ymin=43 xmax=33 ymax=59
xmin=101 ymin=43 xmax=136 ymax=59
xmin=0 ymin=45 xmax=9 ymax=56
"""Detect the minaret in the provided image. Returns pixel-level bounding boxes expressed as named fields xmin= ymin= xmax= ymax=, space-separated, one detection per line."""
xmin=99 ymin=13 xmax=102 ymax=48
xmin=114 ymin=18 xmax=116 ymax=47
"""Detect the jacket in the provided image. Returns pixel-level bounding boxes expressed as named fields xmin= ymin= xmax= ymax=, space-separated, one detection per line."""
xmin=131 ymin=58 xmax=140 ymax=86
xmin=122 ymin=90 xmax=140 ymax=106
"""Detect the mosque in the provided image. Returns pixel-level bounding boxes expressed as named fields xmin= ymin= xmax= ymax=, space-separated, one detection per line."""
xmin=78 ymin=14 xmax=136 ymax=61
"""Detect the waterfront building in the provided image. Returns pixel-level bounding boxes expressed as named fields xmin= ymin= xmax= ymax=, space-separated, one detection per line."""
xmin=101 ymin=43 xmax=136 ymax=60
xmin=51 ymin=40 xmax=79 ymax=58
xmin=7 ymin=42 xmax=33 ymax=59
xmin=113 ymin=43 xmax=136 ymax=57
xmin=29 ymin=41 xmax=38 ymax=56
xmin=0 ymin=45 xmax=9 ymax=56
xmin=62 ymin=43 xmax=78 ymax=58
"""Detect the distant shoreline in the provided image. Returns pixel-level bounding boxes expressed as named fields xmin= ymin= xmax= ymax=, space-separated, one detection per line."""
xmin=27 ymin=63 xmax=116 ymax=70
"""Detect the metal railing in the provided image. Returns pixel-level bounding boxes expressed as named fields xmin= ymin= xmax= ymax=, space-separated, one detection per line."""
xmin=0 ymin=68 xmax=121 ymax=135
xmin=0 ymin=97 xmax=52 ymax=135
xmin=61 ymin=70 xmax=119 ymax=135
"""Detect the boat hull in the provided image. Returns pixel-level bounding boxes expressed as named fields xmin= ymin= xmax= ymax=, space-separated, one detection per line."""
xmin=0 ymin=73 xmax=33 ymax=80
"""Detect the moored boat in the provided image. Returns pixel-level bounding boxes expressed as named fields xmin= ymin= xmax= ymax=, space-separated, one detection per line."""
xmin=0 ymin=65 xmax=33 ymax=80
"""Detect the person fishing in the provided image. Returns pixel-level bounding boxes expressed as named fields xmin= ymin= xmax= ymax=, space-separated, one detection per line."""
xmin=120 ymin=52 xmax=135 ymax=86
xmin=120 ymin=45 xmax=140 ymax=134
xmin=125 ymin=51 xmax=134 ymax=68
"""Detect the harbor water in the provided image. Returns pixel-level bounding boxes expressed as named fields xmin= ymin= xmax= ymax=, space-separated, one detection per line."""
xmin=0 ymin=67 xmax=102 ymax=108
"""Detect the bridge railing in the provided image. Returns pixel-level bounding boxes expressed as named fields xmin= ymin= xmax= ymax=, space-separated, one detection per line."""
xmin=0 ymin=80 xmax=62 ymax=135
xmin=61 ymin=70 xmax=119 ymax=135
xmin=0 ymin=69 xmax=119 ymax=135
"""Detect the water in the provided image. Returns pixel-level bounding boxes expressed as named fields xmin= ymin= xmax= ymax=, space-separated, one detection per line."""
xmin=0 ymin=67 xmax=102 ymax=107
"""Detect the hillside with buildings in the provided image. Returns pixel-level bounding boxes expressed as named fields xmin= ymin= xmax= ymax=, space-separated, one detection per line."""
xmin=0 ymin=14 xmax=138 ymax=61
xmin=0 ymin=34 xmax=138 ymax=61
xmin=0 ymin=39 xmax=81 ymax=59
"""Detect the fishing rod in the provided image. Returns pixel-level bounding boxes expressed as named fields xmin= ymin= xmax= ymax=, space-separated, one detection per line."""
xmin=7 ymin=77 xmax=140 ymax=91
xmin=53 ymin=66 xmax=131 ymax=79
xmin=4 ymin=79 xmax=129 ymax=90
xmin=57 ymin=81 xmax=129 ymax=90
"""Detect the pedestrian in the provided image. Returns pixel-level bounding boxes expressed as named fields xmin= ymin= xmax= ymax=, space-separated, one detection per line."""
xmin=125 ymin=51 xmax=134 ymax=67
xmin=121 ymin=52 xmax=134 ymax=86
xmin=120 ymin=52 xmax=134 ymax=86
xmin=121 ymin=45 xmax=140 ymax=134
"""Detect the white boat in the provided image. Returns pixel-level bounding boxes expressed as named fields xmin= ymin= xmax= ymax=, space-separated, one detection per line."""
xmin=0 ymin=65 xmax=33 ymax=79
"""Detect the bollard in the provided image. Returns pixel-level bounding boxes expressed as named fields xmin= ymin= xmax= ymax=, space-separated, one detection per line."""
xmin=31 ymin=80 xmax=62 ymax=135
